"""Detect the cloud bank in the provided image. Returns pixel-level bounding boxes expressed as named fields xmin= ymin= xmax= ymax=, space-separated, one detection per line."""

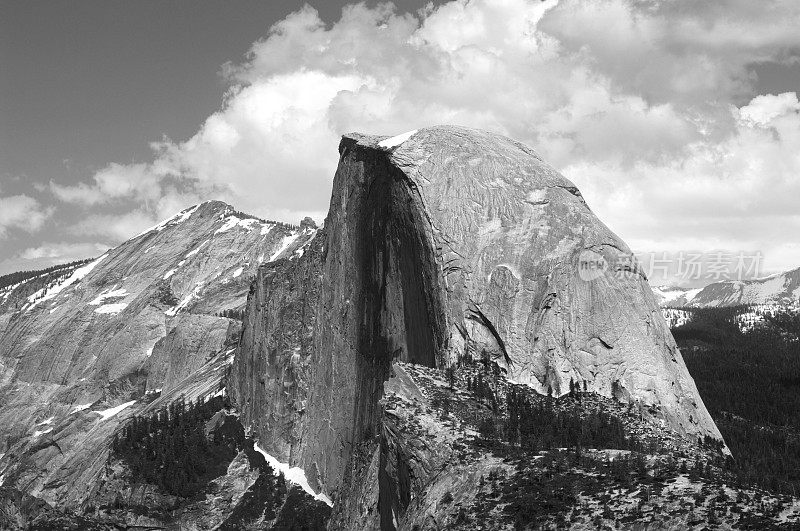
xmin=41 ymin=0 xmax=800 ymax=279
xmin=0 ymin=194 xmax=52 ymax=238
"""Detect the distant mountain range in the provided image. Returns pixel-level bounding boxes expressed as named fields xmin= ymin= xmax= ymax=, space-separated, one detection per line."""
xmin=653 ymin=267 xmax=800 ymax=309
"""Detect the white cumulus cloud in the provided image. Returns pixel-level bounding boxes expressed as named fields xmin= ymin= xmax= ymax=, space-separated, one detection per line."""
xmin=0 ymin=195 xmax=53 ymax=238
xmin=46 ymin=0 xmax=800 ymax=280
xmin=18 ymin=241 xmax=109 ymax=261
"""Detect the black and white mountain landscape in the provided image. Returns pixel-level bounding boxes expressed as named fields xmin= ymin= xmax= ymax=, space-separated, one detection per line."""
xmin=0 ymin=125 xmax=797 ymax=529
xmin=2 ymin=1 xmax=800 ymax=530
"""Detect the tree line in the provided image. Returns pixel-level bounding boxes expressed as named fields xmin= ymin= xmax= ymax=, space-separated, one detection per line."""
xmin=0 ymin=258 xmax=94 ymax=291
xmin=459 ymin=367 xmax=636 ymax=454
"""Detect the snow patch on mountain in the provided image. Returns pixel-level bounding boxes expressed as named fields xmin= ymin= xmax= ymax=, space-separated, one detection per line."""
xmin=652 ymin=286 xmax=687 ymax=305
xmin=683 ymin=288 xmax=702 ymax=303
xmin=184 ymin=240 xmax=209 ymax=258
xmin=165 ymin=282 xmax=205 ymax=317
xmin=292 ymin=231 xmax=317 ymax=260
xmin=253 ymin=442 xmax=333 ymax=507
xmin=94 ymin=400 xmax=136 ymax=421
xmin=89 ymin=286 xmax=128 ymax=306
xmin=268 ymin=233 xmax=300 ymax=262
xmin=32 ymin=427 xmax=53 ymax=438
xmin=653 ymin=285 xmax=719 ymax=308
xmin=25 ymin=255 xmax=107 ymax=311
xmin=94 ymin=303 xmax=127 ymax=315
xmin=136 ymin=204 xmax=200 ymax=238
xmin=70 ymin=403 xmax=93 ymax=414
xmin=378 ymin=129 xmax=418 ymax=148
xmin=0 ymin=277 xmax=37 ymax=302
xmin=215 ymin=216 xmax=260 ymax=235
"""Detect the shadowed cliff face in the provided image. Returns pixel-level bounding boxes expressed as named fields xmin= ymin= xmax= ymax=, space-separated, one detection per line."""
xmin=232 ymin=126 xmax=724 ymax=515
xmin=231 ymin=138 xmax=450 ymax=501
xmin=359 ymin=143 xmax=446 ymax=369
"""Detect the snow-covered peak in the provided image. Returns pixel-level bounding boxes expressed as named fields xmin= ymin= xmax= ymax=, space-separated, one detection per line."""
xmin=133 ymin=200 xmax=239 ymax=239
xmin=135 ymin=204 xmax=202 ymax=238
xmin=651 ymin=265 xmax=800 ymax=309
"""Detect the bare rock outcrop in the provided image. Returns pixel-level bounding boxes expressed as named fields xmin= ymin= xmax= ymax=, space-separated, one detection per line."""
xmin=143 ymin=313 xmax=241 ymax=393
xmin=0 ymin=200 xmax=317 ymax=508
xmin=231 ymin=125 xmax=723 ymax=513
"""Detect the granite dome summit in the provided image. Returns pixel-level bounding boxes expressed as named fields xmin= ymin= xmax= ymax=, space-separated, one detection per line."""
xmin=231 ymin=125 xmax=723 ymax=513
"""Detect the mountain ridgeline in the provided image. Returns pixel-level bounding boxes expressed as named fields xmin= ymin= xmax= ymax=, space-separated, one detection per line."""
xmin=0 ymin=200 xmax=319 ymax=528
xmin=654 ymin=267 xmax=800 ymax=310
xmin=4 ymin=126 xmax=788 ymax=529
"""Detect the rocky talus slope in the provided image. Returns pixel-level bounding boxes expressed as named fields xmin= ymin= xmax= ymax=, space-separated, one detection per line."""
xmin=230 ymin=126 xmax=724 ymax=525
xmin=0 ymin=201 xmax=316 ymax=514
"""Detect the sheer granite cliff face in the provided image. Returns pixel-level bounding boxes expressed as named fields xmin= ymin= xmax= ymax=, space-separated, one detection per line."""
xmin=231 ymin=126 xmax=723 ymax=514
xmin=230 ymin=232 xmax=323 ymax=464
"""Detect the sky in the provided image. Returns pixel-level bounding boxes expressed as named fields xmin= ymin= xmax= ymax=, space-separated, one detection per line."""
xmin=1 ymin=0 xmax=799 ymax=286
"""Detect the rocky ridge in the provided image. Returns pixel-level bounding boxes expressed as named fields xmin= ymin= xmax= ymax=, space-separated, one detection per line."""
xmin=653 ymin=267 xmax=800 ymax=310
xmin=0 ymin=200 xmax=316 ymax=511
xmin=653 ymin=268 xmax=800 ymax=333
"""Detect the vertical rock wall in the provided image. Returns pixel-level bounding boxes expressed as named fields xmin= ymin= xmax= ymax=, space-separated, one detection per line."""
xmin=230 ymin=234 xmax=323 ymax=463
